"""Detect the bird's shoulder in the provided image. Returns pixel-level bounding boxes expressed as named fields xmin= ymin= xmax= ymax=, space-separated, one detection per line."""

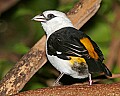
xmin=47 ymin=27 xmax=85 ymax=59
xmin=49 ymin=27 xmax=83 ymax=37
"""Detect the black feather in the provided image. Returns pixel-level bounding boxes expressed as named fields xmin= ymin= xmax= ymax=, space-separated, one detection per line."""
xmin=47 ymin=27 xmax=112 ymax=76
xmin=101 ymin=63 xmax=112 ymax=77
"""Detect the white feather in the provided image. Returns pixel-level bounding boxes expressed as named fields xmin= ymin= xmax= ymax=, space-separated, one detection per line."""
xmin=47 ymin=54 xmax=88 ymax=78
xmin=56 ymin=51 xmax=62 ymax=54
xmin=41 ymin=10 xmax=74 ymax=36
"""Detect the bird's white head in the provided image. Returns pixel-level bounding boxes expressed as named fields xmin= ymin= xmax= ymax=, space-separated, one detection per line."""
xmin=32 ymin=10 xmax=73 ymax=36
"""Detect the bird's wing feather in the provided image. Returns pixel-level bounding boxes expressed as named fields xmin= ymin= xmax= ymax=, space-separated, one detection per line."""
xmin=47 ymin=27 xmax=111 ymax=76
xmin=47 ymin=27 xmax=100 ymax=60
xmin=90 ymin=39 xmax=104 ymax=61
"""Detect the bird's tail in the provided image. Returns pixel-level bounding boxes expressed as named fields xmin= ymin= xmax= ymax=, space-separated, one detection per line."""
xmin=101 ymin=63 xmax=112 ymax=77
xmin=86 ymin=58 xmax=112 ymax=77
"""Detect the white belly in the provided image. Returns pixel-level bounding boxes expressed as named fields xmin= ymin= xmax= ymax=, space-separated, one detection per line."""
xmin=47 ymin=54 xmax=89 ymax=79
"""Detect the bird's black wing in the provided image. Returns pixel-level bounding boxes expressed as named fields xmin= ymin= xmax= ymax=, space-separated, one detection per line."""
xmin=47 ymin=27 xmax=112 ymax=76
xmin=47 ymin=27 xmax=89 ymax=60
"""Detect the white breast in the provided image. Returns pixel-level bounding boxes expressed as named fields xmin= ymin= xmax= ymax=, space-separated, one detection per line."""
xmin=47 ymin=54 xmax=73 ymax=74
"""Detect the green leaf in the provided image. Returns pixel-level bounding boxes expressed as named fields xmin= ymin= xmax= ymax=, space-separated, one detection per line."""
xmin=99 ymin=0 xmax=113 ymax=14
xmin=13 ymin=8 xmax=32 ymax=18
xmin=26 ymin=0 xmax=59 ymax=12
xmin=0 ymin=59 xmax=13 ymax=79
xmin=88 ymin=21 xmax=111 ymax=43
xmin=29 ymin=83 xmax=45 ymax=90
xmin=12 ymin=43 xmax=29 ymax=54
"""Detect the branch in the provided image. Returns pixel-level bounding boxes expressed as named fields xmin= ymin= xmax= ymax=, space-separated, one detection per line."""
xmin=0 ymin=35 xmax=47 ymax=95
xmin=14 ymin=83 xmax=120 ymax=96
xmin=0 ymin=0 xmax=102 ymax=95
xmin=0 ymin=0 xmax=20 ymax=14
xmin=67 ymin=0 xmax=101 ymax=29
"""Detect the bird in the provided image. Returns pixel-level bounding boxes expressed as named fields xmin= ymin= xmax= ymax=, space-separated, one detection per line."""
xmin=32 ymin=10 xmax=112 ymax=85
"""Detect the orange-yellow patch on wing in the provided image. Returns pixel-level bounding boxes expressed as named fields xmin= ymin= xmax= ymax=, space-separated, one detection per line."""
xmin=80 ymin=37 xmax=98 ymax=60
xmin=69 ymin=56 xmax=86 ymax=65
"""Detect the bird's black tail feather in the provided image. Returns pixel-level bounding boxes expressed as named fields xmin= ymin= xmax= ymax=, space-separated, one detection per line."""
xmin=86 ymin=58 xmax=112 ymax=77
xmin=101 ymin=63 xmax=112 ymax=77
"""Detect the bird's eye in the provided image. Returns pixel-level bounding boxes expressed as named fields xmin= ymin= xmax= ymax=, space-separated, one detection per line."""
xmin=47 ymin=14 xmax=56 ymax=20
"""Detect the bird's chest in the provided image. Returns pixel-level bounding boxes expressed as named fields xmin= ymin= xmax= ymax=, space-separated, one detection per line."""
xmin=47 ymin=54 xmax=73 ymax=74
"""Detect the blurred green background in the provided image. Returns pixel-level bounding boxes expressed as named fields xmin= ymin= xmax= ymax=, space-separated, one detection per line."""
xmin=0 ymin=0 xmax=120 ymax=91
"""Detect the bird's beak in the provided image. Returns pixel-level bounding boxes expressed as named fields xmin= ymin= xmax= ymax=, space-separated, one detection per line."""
xmin=32 ymin=14 xmax=46 ymax=22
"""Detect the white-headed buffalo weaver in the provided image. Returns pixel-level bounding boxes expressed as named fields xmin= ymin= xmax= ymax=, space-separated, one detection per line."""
xmin=32 ymin=10 xmax=112 ymax=85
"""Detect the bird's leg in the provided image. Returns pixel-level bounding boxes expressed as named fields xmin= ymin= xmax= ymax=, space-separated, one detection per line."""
xmin=88 ymin=73 xmax=92 ymax=85
xmin=53 ymin=72 xmax=64 ymax=86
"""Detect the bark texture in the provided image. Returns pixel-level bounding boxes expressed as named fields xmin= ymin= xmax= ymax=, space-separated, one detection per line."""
xmin=14 ymin=83 xmax=120 ymax=96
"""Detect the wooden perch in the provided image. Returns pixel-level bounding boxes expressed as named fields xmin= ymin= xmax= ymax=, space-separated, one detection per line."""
xmin=1 ymin=0 xmax=119 ymax=96
xmin=14 ymin=83 xmax=120 ymax=96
